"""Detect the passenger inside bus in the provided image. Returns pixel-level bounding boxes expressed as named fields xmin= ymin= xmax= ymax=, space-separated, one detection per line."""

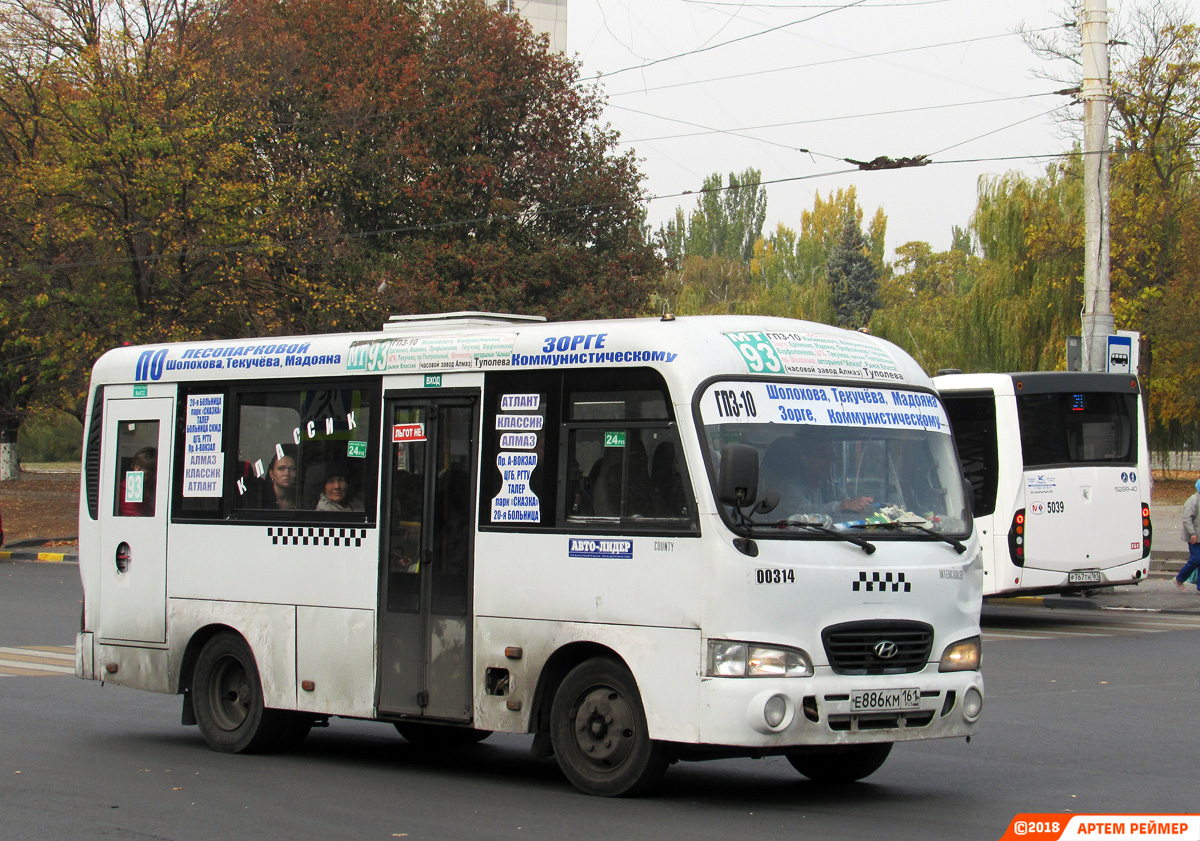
xmin=390 ymin=469 xmax=423 ymax=574
xmin=118 ymin=447 xmax=158 ymax=517
xmin=650 ymin=441 xmax=687 ymax=518
xmin=314 ymin=461 xmax=364 ymax=512
xmin=590 ymin=436 xmax=651 ymax=517
xmin=761 ymin=432 xmax=874 ymax=521
xmin=260 ymin=445 xmax=300 ymax=510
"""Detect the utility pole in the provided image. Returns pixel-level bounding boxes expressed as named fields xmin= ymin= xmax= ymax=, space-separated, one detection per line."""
xmin=1081 ymin=0 xmax=1113 ymax=371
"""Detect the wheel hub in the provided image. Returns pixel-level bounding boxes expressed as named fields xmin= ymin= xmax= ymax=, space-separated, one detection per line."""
xmin=211 ymin=656 xmax=251 ymax=731
xmin=573 ymin=688 xmax=635 ymax=766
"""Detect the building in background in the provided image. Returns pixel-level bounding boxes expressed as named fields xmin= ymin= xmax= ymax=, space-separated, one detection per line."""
xmin=502 ymin=0 xmax=567 ymax=52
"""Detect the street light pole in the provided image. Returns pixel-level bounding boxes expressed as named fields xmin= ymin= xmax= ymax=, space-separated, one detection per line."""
xmin=1081 ymin=0 xmax=1113 ymax=371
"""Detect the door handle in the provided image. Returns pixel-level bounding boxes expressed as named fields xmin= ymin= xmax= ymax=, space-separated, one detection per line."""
xmin=115 ymin=542 xmax=132 ymax=573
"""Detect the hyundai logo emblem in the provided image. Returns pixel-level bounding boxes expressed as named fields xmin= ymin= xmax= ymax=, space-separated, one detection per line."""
xmin=873 ymin=640 xmax=899 ymax=659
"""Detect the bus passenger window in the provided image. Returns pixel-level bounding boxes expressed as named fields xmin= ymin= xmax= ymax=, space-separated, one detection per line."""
xmin=563 ymin=381 xmax=690 ymax=523
xmin=115 ymin=424 xmax=159 ymax=517
xmin=229 ymin=387 xmax=375 ymax=519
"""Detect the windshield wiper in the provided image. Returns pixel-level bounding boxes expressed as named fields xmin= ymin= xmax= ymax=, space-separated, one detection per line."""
xmin=852 ymin=520 xmax=966 ymax=554
xmin=771 ymin=519 xmax=876 ymax=555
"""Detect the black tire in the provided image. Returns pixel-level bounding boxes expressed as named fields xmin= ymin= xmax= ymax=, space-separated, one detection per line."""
xmin=550 ymin=657 xmax=670 ymax=797
xmin=192 ymin=632 xmax=310 ymax=753
xmin=394 ymin=722 xmax=491 ymax=746
xmin=785 ymin=742 xmax=893 ymax=783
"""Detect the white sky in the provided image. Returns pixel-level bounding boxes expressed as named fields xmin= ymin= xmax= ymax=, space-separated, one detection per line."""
xmin=563 ymin=0 xmax=1140 ymax=258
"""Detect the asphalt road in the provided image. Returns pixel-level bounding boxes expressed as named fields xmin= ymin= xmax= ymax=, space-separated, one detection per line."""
xmin=3 ymin=560 xmax=1198 ymax=841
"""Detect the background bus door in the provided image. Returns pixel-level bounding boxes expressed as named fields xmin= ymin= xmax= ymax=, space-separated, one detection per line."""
xmin=98 ymin=396 xmax=174 ymax=644
xmin=378 ymin=396 xmax=478 ymax=721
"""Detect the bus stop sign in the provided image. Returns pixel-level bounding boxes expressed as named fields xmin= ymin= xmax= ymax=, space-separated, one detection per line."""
xmin=1107 ymin=334 xmax=1132 ymax=373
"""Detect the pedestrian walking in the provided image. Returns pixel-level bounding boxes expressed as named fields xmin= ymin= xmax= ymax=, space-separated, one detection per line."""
xmin=1177 ymin=478 xmax=1200 ymax=592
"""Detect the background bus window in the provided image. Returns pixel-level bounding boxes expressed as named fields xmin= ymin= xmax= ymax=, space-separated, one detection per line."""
xmin=114 ymin=422 xmax=159 ymax=517
xmin=1016 ymin=392 xmax=1136 ymax=467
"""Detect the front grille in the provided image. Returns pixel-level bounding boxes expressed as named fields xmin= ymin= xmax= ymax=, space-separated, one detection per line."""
xmin=828 ymin=711 xmax=935 ymax=731
xmin=822 ymin=620 xmax=933 ymax=675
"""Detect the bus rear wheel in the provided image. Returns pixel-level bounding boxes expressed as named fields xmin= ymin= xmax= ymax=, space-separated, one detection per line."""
xmin=192 ymin=632 xmax=311 ymax=754
xmin=550 ymin=657 xmax=669 ymax=797
xmin=785 ymin=742 xmax=893 ymax=783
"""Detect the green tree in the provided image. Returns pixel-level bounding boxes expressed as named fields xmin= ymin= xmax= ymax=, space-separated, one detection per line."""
xmin=826 ymin=213 xmax=879 ymax=329
xmin=665 ymin=168 xmax=767 ymax=262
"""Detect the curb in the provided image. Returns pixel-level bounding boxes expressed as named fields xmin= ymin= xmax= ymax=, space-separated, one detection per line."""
xmin=0 ymin=549 xmax=77 ymax=563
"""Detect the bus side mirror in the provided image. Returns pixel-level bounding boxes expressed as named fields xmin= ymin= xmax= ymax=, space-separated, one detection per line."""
xmin=717 ymin=444 xmax=759 ymax=508
xmin=962 ymin=477 xmax=975 ymax=516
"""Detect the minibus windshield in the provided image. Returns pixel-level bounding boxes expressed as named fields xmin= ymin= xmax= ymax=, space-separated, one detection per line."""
xmin=699 ymin=381 xmax=970 ymax=537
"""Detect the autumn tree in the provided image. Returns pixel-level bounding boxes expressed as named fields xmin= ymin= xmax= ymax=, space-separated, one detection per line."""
xmin=801 ymin=186 xmax=887 ymax=276
xmin=655 ymin=177 xmax=883 ymax=325
xmin=870 ymin=240 xmax=980 ymax=373
xmin=0 ymin=0 xmax=661 ymax=473
xmin=1018 ymin=0 xmax=1200 ymax=448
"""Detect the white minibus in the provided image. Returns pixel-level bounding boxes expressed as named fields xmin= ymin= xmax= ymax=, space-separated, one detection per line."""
xmin=77 ymin=312 xmax=984 ymax=796
xmin=934 ymin=371 xmax=1152 ymax=598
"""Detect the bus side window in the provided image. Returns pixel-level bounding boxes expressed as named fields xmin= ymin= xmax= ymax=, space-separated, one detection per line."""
xmin=562 ymin=369 xmax=692 ymax=524
xmin=114 ymin=425 xmax=159 ymax=518
xmin=221 ymin=386 xmax=375 ymax=520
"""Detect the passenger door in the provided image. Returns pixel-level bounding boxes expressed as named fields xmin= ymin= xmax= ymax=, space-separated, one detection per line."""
xmin=98 ymin=396 xmax=173 ymax=644
xmin=377 ymin=394 xmax=478 ymax=720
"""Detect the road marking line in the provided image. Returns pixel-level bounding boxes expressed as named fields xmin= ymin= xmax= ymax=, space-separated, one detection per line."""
xmin=0 ymin=645 xmax=77 ymax=677
xmin=0 ymin=662 xmax=74 ymax=676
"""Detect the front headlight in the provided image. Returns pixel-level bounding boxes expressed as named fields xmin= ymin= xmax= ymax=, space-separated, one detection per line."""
xmin=938 ymin=636 xmax=981 ymax=672
xmin=707 ymin=640 xmax=813 ymax=677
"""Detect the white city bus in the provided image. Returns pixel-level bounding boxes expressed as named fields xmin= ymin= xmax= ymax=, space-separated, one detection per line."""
xmin=933 ymin=371 xmax=1152 ymax=598
xmin=76 ymin=312 xmax=984 ymax=796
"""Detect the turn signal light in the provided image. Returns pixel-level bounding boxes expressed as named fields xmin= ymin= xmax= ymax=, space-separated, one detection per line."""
xmin=1141 ymin=502 xmax=1152 ymax=559
xmin=1008 ymin=508 xmax=1026 ymax=567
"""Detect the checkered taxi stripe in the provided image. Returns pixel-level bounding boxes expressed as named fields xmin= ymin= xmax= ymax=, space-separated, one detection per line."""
xmin=267 ymin=527 xmax=368 ymax=547
xmin=853 ymin=571 xmax=911 ymax=593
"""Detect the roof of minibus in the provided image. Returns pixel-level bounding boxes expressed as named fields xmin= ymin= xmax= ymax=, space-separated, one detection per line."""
xmin=933 ymin=370 xmax=1141 ymax=397
xmin=90 ymin=313 xmax=935 ymax=394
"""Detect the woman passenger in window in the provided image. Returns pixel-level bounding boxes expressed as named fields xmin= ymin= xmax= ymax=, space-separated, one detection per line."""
xmin=118 ymin=447 xmax=157 ymax=517
xmin=262 ymin=445 xmax=300 ymax=510
xmin=315 ymin=461 xmax=364 ymax=513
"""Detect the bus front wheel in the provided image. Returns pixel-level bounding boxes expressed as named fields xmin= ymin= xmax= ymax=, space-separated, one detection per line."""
xmin=549 ymin=657 xmax=670 ymax=797
xmin=192 ymin=632 xmax=311 ymax=754
xmin=785 ymin=742 xmax=893 ymax=783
